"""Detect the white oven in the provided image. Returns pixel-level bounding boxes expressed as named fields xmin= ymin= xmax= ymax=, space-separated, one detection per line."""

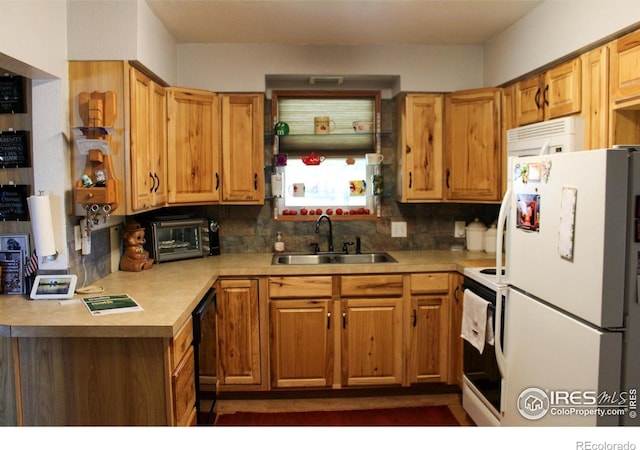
xmin=461 ymin=267 xmax=506 ymax=426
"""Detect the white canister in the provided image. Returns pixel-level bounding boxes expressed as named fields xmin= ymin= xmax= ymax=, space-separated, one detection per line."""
xmin=466 ymin=218 xmax=487 ymax=252
xmin=484 ymin=223 xmax=497 ymax=253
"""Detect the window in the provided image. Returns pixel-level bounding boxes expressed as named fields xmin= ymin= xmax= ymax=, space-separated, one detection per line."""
xmin=271 ymin=91 xmax=381 ymax=220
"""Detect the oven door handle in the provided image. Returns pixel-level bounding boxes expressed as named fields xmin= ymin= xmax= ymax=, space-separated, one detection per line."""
xmin=494 ymin=285 xmax=507 ymax=380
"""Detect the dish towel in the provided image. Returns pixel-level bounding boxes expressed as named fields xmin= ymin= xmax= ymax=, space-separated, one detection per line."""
xmin=461 ymin=289 xmax=490 ymax=354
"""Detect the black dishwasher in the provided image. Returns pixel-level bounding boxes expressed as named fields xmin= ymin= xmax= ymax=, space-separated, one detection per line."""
xmin=192 ymin=286 xmax=216 ymax=425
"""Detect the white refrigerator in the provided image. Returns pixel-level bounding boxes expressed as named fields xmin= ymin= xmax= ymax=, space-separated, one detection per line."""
xmin=496 ymin=148 xmax=640 ymax=426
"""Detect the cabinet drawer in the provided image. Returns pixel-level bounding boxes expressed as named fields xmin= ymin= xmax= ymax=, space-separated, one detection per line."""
xmin=269 ymin=276 xmax=332 ymax=299
xmin=410 ymin=273 xmax=449 ymax=294
xmin=172 ymin=345 xmax=196 ymax=426
xmin=340 ymin=275 xmax=403 ymax=297
xmin=172 ymin=317 xmax=193 ymax=369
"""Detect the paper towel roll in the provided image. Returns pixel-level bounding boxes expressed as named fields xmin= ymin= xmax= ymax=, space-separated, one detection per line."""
xmin=27 ymin=195 xmax=57 ymax=258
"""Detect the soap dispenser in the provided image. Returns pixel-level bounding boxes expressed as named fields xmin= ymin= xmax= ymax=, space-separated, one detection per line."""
xmin=274 ymin=232 xmax=285 ymax=252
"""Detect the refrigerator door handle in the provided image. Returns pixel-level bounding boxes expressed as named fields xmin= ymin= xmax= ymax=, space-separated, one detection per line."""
xmin=494 ymin=175 xmax=512 ymax=381
xmin=496 ymin=176 xmax=512 ymax=285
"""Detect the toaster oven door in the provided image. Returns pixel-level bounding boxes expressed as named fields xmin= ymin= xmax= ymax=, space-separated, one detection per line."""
xmin=151 ymin=219 xmax=206 ymax=263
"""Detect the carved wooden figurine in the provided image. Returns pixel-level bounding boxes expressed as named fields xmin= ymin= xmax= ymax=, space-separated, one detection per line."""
xmin=120 ymin=221 xmax=154 ymax=272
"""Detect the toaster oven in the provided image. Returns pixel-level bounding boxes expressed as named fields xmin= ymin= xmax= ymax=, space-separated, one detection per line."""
xmin=144 ymin=217 xmax=208 ymax=263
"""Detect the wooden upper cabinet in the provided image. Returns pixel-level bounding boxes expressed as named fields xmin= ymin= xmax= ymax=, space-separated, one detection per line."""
xmin=581 ymin=45 xmax=610 ymax=149
xmin=220 ymin=93 xmax=264 ymax=204
xmin=444 ymin=88 xmax=502 ymax=202
xmin=514 ymin=58 xmax=582 ymax=126
xmin=395 ymin=93 xmax=443 ymax=202
xmin=128 ymin=67 xmax=168 ymax=214
xmin=610 ymin=27 xmax=640 ymax=105
xmin=167 ymin=87 xmax=220 ymax=204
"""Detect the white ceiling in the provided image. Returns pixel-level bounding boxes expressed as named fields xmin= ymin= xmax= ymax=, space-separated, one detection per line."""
xmin=146 ymin=0 xmax=544 ymax=46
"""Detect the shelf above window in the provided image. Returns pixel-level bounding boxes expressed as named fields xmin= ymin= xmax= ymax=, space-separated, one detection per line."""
xmin=276 ymin=133 xmax=375 ymax=153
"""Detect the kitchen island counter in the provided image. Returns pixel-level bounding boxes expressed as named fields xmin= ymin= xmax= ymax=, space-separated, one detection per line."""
xmin=0 ymin=250 xmax=494 ymax=338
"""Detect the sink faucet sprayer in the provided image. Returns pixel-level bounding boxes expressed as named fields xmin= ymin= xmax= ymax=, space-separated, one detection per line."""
xmin=315 ymin=214 xmax=334 ymax=252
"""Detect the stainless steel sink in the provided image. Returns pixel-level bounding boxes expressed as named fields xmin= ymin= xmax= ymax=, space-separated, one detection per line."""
xmin=333 ymin=253 xmax=397 ymax=264
xmin=271 ymin=252 xmax=397 ymax=265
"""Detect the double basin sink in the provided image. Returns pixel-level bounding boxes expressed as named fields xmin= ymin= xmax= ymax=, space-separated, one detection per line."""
xmin=272 ymin=252 xmax=397 ymax=265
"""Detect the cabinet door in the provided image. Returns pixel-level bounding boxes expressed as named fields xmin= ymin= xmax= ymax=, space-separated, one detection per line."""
xmin=167 ymin=87 xmax=220 ymax=204
xmin=545 ymin=57 xmax=582 ymax=120
xmin=341 ymin=298 xmax=403 ymax=386
xmin=129 ymin=68 xmax=153 ymax=212
xmin=610 ymin=27 xmax=640 ymax=104
xmin=216 ymin=279 xmax=261 ymax=385
xmin=409 ymin=294 xmax=449 ymax=384
xmin=581 ymin=45 xmax=610 ymax=149
xmin=395 ymin=94 xmax=443 ymax=202
xmin=270 ymin=299 xmax=334 ymax=388
xmin=221 ymin=94 xmax=264 ymax=204
xmin=515 ymin=74 xmax=544 ymax=126
xmin=444 ymin=88 xmax=502 ymax=202
xmin=150 ymin=82 xmax=168 ymax=206
xmin=449 ymin=273 xmax=464 ymax=386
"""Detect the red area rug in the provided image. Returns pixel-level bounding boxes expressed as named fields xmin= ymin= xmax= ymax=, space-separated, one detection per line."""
xmin=212 ymin=405 xmax=460 ymax=426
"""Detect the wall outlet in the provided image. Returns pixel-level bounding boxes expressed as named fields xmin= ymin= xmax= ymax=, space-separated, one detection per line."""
xmin=391 ymin=221 xmax=407 ymax=238
xmin=454 ymin=221 xmax=466 ymax=238
xmin=74 ymin=225 xmax=82 ymax=251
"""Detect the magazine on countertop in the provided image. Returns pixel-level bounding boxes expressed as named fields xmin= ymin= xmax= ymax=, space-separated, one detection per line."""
xmin=82 ymin=294 xmax=143 ymax=316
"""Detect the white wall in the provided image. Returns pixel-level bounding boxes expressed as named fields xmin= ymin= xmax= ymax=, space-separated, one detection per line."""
xmin=177 ymin=43 xmax=484 ymax=96
xmin=0 ymin=1 xmax=70 ymax=270
xmin=484 ymin=1 xmax=640 ymax=86
xmin=67 ymin=0 xmax=177 ymax=84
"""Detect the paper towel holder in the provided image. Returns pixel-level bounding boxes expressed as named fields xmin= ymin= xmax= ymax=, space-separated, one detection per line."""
xmin=29 ymin=191 xmax=59 ymax=262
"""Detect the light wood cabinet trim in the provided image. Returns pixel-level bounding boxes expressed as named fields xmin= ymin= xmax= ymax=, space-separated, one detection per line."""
xmin=171 ymin=316 xmax=193 ymax=369
xmin=268 ymin=276 xmax=333 ymax=298
xmin=410 ymin=272 xmax=449 ymax=294
xmin=340 ymin=274 xmax=403 ymax=297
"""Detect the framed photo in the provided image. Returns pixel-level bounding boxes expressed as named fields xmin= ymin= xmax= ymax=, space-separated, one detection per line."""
xmin=0 ymin=233 xmax=29 ymax=255
xmin=0 ymin=250 xmax=24 ymax=294
xmin=30 ymin=275 xmax=77 ymax=300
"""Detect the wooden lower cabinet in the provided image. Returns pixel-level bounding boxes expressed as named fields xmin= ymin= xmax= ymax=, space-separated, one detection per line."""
xmin=264 ymin=273 xmax=454 ymax=391
xmin=270 ymin=299 xmax=334 ymax=388
xmin=408 ymin=273 xmax=450 ymax=384
xmin=449 ymin=273 xmax=464 ymax=387
xmin=268 ymin=276 xmax=333 ymax=388
xmin=340 ymin=274 xmax=404 ymax=386
xmin=341 ymin=297 xmax=404 ymax=386
xmin=10 ymin=317 xmax=196 ymax=426
xmin=216 ymin=278 xmax=262 ymax=387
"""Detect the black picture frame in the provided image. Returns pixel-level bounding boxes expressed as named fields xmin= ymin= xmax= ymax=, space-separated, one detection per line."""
xmin=0 ymin=76 xmax=26 ymax=114
xmin=0 ymin=130 xmax=30 ymax=168
xmin=0 ymin=185 xmax=29 ymax=221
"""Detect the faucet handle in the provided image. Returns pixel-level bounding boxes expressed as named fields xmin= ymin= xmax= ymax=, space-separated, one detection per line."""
xmin=342 ymin=241 xmax=354 ymax=254
xmin=309 ymin=242 xmax=320 ymax=254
